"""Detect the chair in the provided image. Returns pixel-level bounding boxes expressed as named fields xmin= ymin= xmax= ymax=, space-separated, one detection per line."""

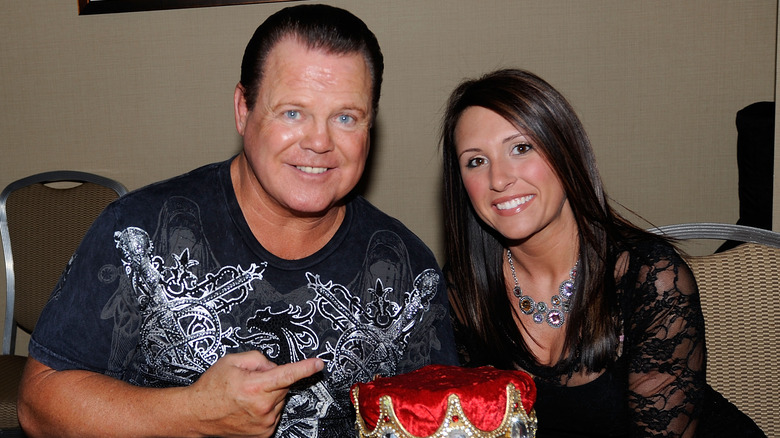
xmin=0 ymin=171 xmax=127 ymax=431
xmin=648 ymin=222 xmax=780 ymax=437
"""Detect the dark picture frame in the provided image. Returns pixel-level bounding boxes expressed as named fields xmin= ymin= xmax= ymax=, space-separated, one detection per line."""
xmin=78 ymin=0 xmax=301 ymax=15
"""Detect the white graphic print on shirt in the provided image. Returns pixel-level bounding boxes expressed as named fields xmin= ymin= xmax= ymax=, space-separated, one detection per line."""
xmin=112 ymin=225 xmax=439 ymax=437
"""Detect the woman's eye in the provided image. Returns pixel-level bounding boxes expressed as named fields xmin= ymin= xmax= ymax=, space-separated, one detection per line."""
xmin=465 ymin=157 xmax=486 ymax=168
xmin=284 ymin=110 xmax=301 ymax=120
xmin=512 ymin=143 xmax=533 ymax=155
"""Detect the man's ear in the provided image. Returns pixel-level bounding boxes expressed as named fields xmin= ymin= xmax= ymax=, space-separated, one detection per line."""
xmin=234 ymin=83 xmax=249 ymax=136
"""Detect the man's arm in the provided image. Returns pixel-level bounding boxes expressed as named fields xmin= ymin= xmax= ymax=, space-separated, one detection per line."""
xmin=18 ymin=351 xmax=324 ymax=438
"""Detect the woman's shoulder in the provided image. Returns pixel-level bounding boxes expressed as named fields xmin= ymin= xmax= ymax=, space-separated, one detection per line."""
xmin=616 ymin=233 xmax=698 ymax=310
xmin=614 ymin=233 xmax=696 ymax=300
xmin=618 ymin=233 xmax=684 ymax=268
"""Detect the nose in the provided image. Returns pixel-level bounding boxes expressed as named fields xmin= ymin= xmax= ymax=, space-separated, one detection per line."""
xmin=301 ymin=119 xmax=334 ymax=153
xmin=489 ymin=160 xmax=515 ymax=192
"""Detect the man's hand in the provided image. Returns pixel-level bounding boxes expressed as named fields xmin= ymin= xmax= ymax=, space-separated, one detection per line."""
xmin=187 ymin=351 xmax=325 ymax=438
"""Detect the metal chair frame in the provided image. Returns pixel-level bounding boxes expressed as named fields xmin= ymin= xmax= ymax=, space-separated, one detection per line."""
xmin=647 ymin=222 xmax=780 ymax=248
xmin=1 ymin=171 xmax=127 ymax=355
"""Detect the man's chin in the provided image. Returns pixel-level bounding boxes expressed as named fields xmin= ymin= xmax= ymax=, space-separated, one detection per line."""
xmin=287 ymin=199 xmax=347 ymax=219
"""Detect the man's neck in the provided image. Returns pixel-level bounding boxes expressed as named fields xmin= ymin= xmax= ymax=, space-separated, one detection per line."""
xmin=230 ymin=155 xmax=346 ymax=260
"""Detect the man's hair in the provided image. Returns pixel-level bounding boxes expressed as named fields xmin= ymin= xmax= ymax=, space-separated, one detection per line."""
xmin=240 ymin=4 xmax=384 ymax=119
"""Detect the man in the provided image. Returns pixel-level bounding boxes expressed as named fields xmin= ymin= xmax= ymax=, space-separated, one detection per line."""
xmin=18 ymin=4 xmax=455 ymax=437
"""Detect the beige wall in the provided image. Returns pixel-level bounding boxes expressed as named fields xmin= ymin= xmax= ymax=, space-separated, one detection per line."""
xmin=1 ymin=0 xmax=777 ymax=354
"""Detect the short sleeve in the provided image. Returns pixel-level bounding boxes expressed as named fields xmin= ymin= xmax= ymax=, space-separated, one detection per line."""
xmin=28 ymin=201 xmax=135 ymax=377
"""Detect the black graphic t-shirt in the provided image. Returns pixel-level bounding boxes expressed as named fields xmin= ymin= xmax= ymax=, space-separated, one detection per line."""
xmin=29 ymin=159 xmax=457 ymax=437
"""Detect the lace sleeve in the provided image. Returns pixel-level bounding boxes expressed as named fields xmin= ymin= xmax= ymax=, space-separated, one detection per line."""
xmin=624 ymin=246 xmax=706 ymax=437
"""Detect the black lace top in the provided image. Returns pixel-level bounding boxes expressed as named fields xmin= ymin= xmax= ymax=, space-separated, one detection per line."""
xmin=617 ymin=240 xmax=706 ymax=436
xmin=456 ymin=239 xmax=708 ymax=437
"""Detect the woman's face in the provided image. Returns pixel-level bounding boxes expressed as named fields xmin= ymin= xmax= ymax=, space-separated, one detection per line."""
xmin=454 ymin=106 xmax=575 ymax=244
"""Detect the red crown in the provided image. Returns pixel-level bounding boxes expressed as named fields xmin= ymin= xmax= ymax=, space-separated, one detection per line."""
xmin=351 ymin=364 xmax=537 ymax=438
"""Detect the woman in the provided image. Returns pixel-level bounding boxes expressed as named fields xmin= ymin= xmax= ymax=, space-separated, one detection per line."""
xmin=441 ymin=69 xmax=763 ymax=437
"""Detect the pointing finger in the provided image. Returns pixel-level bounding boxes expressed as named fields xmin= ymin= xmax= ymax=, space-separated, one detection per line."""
xmin=260 ymin=358 xmax=325 ymax=392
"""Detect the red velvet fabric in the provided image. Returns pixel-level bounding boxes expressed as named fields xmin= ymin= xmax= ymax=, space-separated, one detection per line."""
xmin=351 ymin=364 xmax=536 ymax=436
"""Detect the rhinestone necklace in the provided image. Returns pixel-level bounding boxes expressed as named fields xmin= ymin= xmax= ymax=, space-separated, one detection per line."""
xmin=507 ymin=249 xmax=579 ymax=328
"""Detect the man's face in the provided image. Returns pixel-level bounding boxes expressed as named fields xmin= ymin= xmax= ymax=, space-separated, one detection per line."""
xmin=234 ymin=37 xmax=372 ymax=218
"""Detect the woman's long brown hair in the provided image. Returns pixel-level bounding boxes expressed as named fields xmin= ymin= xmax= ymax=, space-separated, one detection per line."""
xmin=441 ymin=69 xmax=652 ymax=371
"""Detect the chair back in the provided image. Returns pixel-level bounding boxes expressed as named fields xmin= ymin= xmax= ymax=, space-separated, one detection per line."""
xmin=649 ymin=223 xmax=779 ymax=437
xmin=1 ymin=171 xmax=127 ymax=355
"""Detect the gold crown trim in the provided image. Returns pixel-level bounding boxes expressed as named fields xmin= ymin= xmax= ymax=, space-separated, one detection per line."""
xmin=353 ymin=383 xmax=537 ymax=438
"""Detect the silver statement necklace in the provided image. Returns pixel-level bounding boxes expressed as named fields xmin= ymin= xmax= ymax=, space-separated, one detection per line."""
xmin=507 ymin=249 xmax=579 ymax=328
